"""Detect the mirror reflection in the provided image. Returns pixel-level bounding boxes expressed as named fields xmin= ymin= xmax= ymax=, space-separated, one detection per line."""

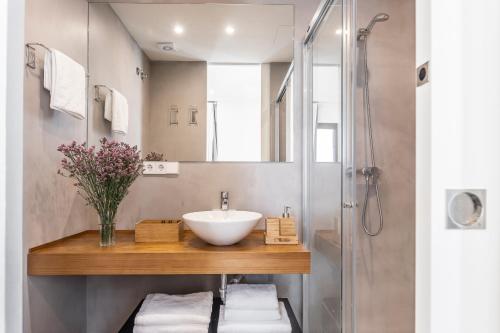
xmin=312 ymin=6 xmax=342 ymax=163
xmin=88 ymin=3 xmax=294 ymax=162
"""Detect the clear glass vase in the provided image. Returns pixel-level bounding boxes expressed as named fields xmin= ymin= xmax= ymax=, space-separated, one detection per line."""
xmin=99 ymin=219 xmax=116 ymax=247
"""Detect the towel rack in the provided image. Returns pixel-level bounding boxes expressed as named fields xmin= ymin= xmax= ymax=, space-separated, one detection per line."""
xmin=94 ymin=84 xmax=113 ymax=102
xmin=25 ymin=42 xmax=51 ymax=69
xmin=25 ymin=43 xmax=89 ymax=79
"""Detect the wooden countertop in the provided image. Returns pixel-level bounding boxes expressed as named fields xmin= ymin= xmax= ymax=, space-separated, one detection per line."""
xmin=28 ymin=230 xmax=311 ymax=276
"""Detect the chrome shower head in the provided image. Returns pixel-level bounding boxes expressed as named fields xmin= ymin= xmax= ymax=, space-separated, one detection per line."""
xmin=366 ymin=13 xmax=389 ymax=32
xmin=358 ymin=13 xmax=390 ymax=40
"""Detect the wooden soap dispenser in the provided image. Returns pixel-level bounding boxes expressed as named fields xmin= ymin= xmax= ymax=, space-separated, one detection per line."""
xmin=265 ymin=206 xmax=299 ymax=244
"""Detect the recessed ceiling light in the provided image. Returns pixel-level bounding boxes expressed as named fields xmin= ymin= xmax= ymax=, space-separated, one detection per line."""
xmin=225 ymin=25 xmax=235 ymax=35
xmin=174 ymin=25 xmax=184 ymax=34
xmin=335 ymin=28 xmax=342 ymax=35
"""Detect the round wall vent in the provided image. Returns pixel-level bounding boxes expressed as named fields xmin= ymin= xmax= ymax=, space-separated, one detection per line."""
xmin=157 ymin=42 xmax=176 ymax=52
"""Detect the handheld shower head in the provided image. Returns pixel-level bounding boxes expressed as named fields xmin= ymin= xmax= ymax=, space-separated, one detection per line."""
xmin=366 ymin=13 xmax=390 ymax=33
xmin=358 ymin=13 xmax=390 ymax=40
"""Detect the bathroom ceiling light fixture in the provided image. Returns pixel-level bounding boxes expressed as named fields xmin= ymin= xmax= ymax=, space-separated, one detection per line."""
xmin=174 ymin=24 xmax=184 ymax=34
xmin=335 ymin=28 xmax=342 ymax=35
xmin=225 ymin=25 xmax=235 ymax=35
xmin=157 ymin=42 xmax=176 ymax=52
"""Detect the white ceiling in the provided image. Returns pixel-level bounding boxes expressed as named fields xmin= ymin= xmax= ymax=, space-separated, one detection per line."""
xmin=110 ymin=3 xmax=294 ymax=63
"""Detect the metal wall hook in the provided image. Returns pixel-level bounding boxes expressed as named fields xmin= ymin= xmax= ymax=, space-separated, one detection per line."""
xmin=188 ymin=106 xmax=198 ymax=125
xmin=169 ymin=105 xmax=179 ymax=126
xmin=136 ymin=67 xmax=149 ymax=80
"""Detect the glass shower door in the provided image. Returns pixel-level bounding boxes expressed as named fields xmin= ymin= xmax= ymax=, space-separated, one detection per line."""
xmin=303 ymin=0 xmax=356 ymax=332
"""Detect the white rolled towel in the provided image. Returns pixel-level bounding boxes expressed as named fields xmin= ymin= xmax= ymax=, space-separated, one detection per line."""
xmin=224 ymin=307 xmax=281 ymax=321
xmin=218 ymin=302 xmax=291 ymax=333
xmin=133 ymin=324 xmax=208 ymax=333
xmin=225 ymin=284 xmax=279 ymax=310
xmin=134 ymin=292 xmax=213 ymax=327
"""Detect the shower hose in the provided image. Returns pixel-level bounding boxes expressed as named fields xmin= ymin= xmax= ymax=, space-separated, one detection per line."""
xmin=359 ymin=34 xmax=384 ymax=237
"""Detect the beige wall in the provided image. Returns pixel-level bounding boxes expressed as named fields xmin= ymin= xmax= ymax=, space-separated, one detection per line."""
xmin=88 ymin=3 xmax=150 ymax=149
xmin=23 ymin=0 xmax=90 ymax=332
xmin=145 ymin=61 xmax=207 ymax=161
xmin=355 ymin=0 xmax=415 ymax=332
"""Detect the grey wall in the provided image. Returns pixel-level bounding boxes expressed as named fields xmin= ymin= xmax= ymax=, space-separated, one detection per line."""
xmin=88 ymin=3 xmax=150 ymax=148
xmin=145 ymin=61 xmax=207 ymax=161
xmin=87 ymin=2 xmax=151 ymax=243
xmin=23 ymin=0 xmax=90 ymax=332
xmin=355 ymin=0 xmax=415 ymax=332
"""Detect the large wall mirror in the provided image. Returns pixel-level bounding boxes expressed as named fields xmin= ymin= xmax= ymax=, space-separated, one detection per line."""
xmin=87 ymin=3 xmax=294 ymax=162
xmin=311 ymin=5 xmax=341 ymax=163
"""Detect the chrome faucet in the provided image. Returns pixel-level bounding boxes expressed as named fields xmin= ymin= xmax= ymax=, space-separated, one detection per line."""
xmin=221 ymin=191 xmax=229 ymax=211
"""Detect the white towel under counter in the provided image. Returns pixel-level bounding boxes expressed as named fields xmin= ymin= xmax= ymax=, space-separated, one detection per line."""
xmin=133 ymin=324 xmax=208 ymax=333
xmin=218 ymin=302 xmax=291 ymax=333
xmin=223 ymin=307 xmax=281 ymax=321
xmin=134 ymin=292 xmax=213 ymax=328
xmin=225 ymin=284 xmax=279 ymax=311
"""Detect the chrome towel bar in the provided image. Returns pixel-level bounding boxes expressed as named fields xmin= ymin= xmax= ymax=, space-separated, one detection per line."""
xmin=94 ymin=84 xmax=113 ymax=102
xmin=25 ymin=42 xmax=50 ymax=69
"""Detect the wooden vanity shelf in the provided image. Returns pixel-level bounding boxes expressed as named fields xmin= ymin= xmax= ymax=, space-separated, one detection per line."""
xmin=28 ymin=230 xmax=311 ymax=276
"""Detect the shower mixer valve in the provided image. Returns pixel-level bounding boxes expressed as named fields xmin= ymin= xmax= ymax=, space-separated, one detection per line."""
xmin=360 ymin=166 xmax=381 ymax=180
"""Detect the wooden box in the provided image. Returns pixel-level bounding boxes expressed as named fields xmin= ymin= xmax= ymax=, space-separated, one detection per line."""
xmin=279 ymin=218 xmax=297 ymax=236
xmin=265 ymin=217 xmax=281 ymax=235
xmin=264 ymin=234 xmax=299 ymax=245
xmin=135 ymin=219 xmax=183 ymax=243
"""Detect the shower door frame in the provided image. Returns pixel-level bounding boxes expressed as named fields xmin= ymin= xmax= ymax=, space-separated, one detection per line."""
xmin=302 ymin=0 xmax=357 ymax=332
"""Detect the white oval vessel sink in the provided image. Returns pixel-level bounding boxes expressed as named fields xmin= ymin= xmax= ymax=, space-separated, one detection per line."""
xmin=182 ymin=210 xmax=263 ymax=246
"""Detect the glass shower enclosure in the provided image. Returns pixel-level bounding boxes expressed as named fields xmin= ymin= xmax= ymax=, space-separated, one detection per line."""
xmin=303 ymin=0 xmax=356 ymax=332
